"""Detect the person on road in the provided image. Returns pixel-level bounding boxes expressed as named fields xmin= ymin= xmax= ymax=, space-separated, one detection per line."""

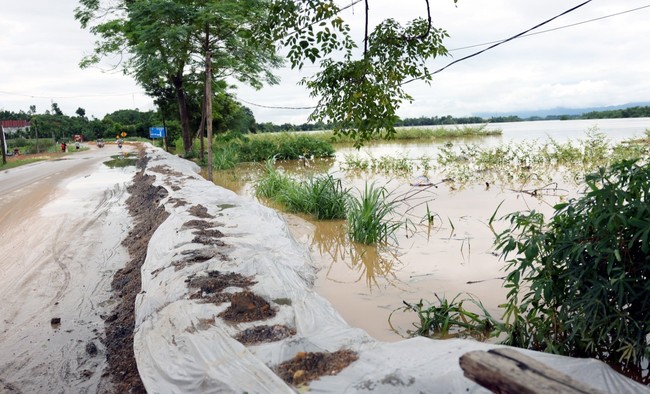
xmin=61 ymin=142 xmax=67 ymax=152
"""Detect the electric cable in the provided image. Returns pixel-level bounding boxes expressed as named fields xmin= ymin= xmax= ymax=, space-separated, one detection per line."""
xmin=243 ymin=1 xmax=650 ymax=109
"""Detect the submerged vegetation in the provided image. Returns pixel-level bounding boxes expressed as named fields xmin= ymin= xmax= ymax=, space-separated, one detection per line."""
xmin=255 ymin=161 xmax=347 ymax=220
xmin=325 ymin=124 xmax=501 ymax=144
xmin=341 ymin=129 xmax=650 ymax=188
xmin=255 ymin=161 xmax=404 ymax=245
xmin=397 ymin=294 xmax=502 ymax=340
xmin=213 ymin=124 xmax=650 ymax=382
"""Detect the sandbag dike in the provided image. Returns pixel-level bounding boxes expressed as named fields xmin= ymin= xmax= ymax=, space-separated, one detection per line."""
xmin=132 ymin=144 xmax=648 ymax=394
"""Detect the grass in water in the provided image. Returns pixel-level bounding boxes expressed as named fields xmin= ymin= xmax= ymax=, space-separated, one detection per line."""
xmin=346 ymin=182 xmax=401 ymax=245
xmin=255 ymin=160 xmax=348 ymax=220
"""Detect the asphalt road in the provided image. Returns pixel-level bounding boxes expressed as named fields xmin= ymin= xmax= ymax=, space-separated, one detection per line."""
xmin=0 ymin=145 xmax=136 ymax=393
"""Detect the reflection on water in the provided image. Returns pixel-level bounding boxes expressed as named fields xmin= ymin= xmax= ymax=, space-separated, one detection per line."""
xmin=308 ymin=219 xmax=404 ymax=291
xmin=208 ymin=120 xmax=648 ymax=342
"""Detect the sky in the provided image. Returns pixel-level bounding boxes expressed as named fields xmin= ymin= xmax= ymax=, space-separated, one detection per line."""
xmin=1 ymin=0 xmax=650 ymax=124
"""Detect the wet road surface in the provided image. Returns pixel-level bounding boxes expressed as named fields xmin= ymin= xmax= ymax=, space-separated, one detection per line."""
xmin=0 ymin=145 xmax=135 ymax=393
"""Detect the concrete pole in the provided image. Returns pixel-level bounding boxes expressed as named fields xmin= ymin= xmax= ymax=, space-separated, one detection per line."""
xmin=1 ymin=125 xmax=7 ymax=165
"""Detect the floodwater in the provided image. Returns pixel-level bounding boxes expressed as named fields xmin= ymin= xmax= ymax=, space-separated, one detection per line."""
xmin=211 ymin=118 xmax=650 ymax=341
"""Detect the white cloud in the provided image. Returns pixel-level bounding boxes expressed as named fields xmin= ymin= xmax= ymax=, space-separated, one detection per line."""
xmin=1 ymin=0 xmax=650 ymax=123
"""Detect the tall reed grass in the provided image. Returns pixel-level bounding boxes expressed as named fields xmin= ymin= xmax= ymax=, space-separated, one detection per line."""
xmin=346 ymin=182 xmax=401 ymax=245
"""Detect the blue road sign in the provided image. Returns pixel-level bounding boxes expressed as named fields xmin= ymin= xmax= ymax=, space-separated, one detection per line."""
xmin=149 ymin=127 xmax=166 ymax=139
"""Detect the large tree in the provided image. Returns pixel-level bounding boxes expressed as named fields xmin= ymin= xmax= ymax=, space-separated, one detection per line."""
xmin=76 ymin=0 xmax=282 ymax=154
xmin=76 ymin=0 xmax=454 ymax=149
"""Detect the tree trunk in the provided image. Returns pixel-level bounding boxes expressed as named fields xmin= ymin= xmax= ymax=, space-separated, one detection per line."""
xmin=205 ymin=48 xmax=213 ymax=182
xmin=171 ymin=75 xmax=192 ymax=155
xmin=196 ymin=95 xmax=206 ymax=162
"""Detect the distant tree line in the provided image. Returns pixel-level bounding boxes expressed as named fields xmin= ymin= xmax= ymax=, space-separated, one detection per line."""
xmin=4 ymin=104 xmax=648 ymax=143
xmin=1 ymin=94 xmax=257 ymax=147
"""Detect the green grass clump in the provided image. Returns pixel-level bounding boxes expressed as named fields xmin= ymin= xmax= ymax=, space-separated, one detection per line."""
xmin=255 ymin=161 xmax=294 ymax=200
xmin=346 ymin=182 xmax=401 ymax=245
xmin=212 ymin=145 xmax=240 ymax=170
xmin=255 ymin=162 xmax=409 ymax=245
xmin=255 ymin=161 xmax=348 ymax=220
xmin=281 ymin=175 xmax=348 ymax=220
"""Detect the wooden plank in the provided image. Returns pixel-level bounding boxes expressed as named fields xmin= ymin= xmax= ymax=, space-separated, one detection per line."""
xmin=459 ymin=347 xmax=605 ymax=394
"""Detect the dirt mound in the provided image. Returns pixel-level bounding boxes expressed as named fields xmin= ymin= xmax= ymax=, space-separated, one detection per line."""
xmin=219 ymin=291 xmax=276 ymax=322
xmin=102 ymin=150 xmax=169 ymax=393
xmin=276 ymin=350 xmax=359 ymax=387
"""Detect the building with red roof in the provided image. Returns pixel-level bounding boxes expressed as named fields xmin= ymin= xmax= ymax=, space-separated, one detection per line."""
xmin=0 ymin=120 xmax=31 ymax=134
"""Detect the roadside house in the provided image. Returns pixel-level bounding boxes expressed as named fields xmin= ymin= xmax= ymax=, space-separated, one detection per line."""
xmin=1 ymin=120 xmax=31 ymax=155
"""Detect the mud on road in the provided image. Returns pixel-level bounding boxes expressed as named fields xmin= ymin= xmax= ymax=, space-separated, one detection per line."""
xmin=102 ymin=153 xmax=168 ymax=393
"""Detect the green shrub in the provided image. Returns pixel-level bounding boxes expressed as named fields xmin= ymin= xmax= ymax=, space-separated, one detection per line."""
xmin=237 ymin=138 xmax=278 ymax=162
xmin=495 ymin=159 xmax=650 ymax=379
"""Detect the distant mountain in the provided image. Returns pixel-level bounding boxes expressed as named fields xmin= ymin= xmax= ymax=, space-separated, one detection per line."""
xmin=474 ymin=102 xmax=650 ymax=119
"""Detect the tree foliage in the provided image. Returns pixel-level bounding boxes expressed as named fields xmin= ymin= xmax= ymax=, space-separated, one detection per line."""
xmin=76 ymin=0 xmax=458 ymax=148
xmin=267 ymin=0 xmax=455 ymax=146
xmin=75 ymin=0 xmax=281 ymax=153
xmin=495 ymin=160 xmax=650 ymax=382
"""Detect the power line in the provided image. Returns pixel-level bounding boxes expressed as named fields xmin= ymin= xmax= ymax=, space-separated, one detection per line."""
xmin=448 ymin=4 xmax=650 ymax=52
xmin=237 ymin=97 xmax=316 ymax=110
xmin=241 ymin=1 xmax=649 ymax=110
xmin=0 ymin=90 xmax=145 ymax=100
xmin=410 ymin=0 xmax=595 ymax=82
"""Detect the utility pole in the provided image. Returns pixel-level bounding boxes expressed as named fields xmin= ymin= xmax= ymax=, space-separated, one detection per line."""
xmin=1 ymin=124 xmax=7 ymax=165
xmin=33 ymin=119 xmax=40 ymax=153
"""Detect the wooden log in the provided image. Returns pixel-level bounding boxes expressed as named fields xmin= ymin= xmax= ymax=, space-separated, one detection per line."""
xmin=459 ymin=347 xmax=605 ymax=394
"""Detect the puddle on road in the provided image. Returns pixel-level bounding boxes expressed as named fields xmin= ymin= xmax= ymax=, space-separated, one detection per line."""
xmin=42 ymin=164 xmax=135 ymax=218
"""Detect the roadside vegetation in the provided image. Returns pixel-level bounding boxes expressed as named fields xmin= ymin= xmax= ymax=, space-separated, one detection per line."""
xmin=176 ymin=131 xmax=335 ymax=170
xmin=1 ymin=137 xmax=93 ymax=169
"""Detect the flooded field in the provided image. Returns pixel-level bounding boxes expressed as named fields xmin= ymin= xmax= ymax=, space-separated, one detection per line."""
xmin=209 ymin=118 xmax=650 ymax=341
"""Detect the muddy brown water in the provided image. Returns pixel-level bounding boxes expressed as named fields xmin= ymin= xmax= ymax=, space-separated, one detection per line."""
xmin=209 ymin=156 xmax=569 ymax=342
xmin=209 ymin=120 xmax=649 ymax=341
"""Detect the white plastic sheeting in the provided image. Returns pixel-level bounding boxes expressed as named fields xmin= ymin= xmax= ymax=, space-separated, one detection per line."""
xmin=133 ymin=146 xmax=650 ymax=393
